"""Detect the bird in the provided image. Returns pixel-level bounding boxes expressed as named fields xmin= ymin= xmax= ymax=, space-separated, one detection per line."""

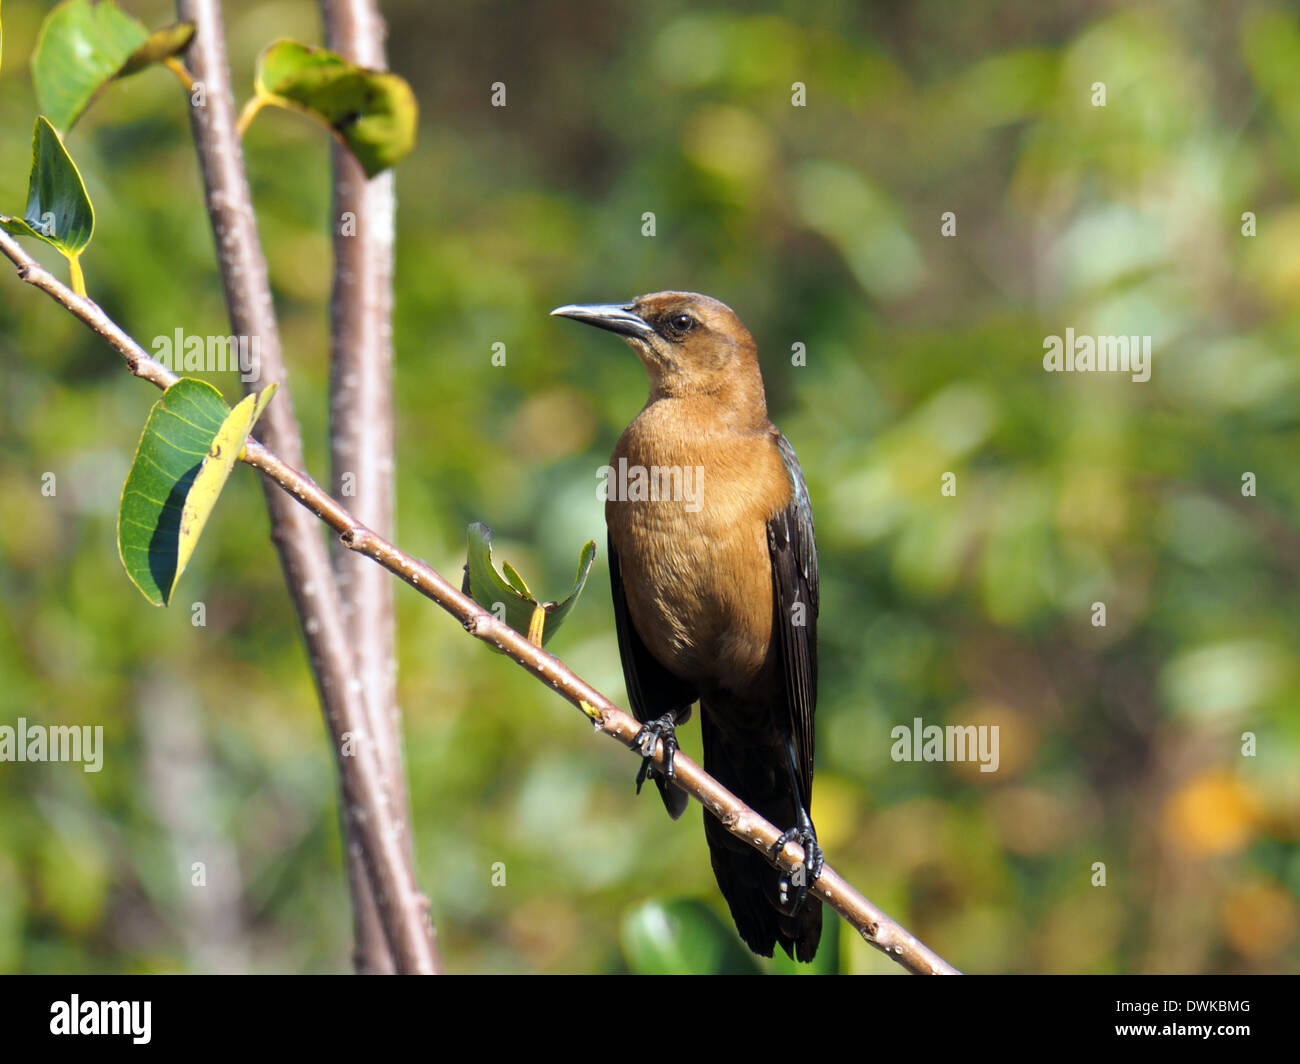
xmin=551 ymin=291 xmax=823 ymax=962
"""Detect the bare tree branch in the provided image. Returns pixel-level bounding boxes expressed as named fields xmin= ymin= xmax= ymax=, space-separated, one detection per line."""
xmin=174 ymin=0 xmax=438 ymax=973
xmin=1 ymin=226 xmax=959 ymax=975
xmin=320 ymin=0 xmax=405 ymax=976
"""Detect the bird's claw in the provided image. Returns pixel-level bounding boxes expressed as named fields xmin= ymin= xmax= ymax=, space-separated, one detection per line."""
xmin=633 ymin=714 xmax=678 ymax=795
xmin=771 ymin=826 xmax=823 ymax=913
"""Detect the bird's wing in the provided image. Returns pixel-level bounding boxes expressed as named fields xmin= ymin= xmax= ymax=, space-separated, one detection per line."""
xmin=608 ymin=534 xmax=698 ymax=820
xmin=607 ymin=534 xmax=698 ymax=723
xmin=767 ymin=430 xmax=819 ymax=806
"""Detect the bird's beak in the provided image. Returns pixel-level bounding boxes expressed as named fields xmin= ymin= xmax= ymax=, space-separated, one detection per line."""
xmin=550 ymin=302 xmax=656 ymax=341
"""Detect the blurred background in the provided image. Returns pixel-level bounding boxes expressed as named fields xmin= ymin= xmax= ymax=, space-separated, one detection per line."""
xmin=1 ymin=0 xmax=1298 ymax=973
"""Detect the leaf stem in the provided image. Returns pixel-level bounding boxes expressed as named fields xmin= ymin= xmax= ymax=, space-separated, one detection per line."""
xmin=165 ymin=58 xmax=196 ymax=92
xmin=67 ymin=254 xmax=86 ymax=298
xmin=528 ymin=604 xmax=547 ymax=646
xmin=235 ymin=94 xmax=270 ymax=138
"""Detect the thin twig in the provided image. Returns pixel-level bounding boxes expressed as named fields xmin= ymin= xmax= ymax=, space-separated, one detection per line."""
xmin=175 ymin=0 xmax=438 ymax=973
xmin=1 ymin=225 xmax=960 ymax=975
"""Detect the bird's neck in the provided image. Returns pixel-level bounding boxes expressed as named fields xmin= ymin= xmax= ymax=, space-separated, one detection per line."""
xmin=620 ymin=393 xmax=772 ymax=468
xmin=643 ymin=364 xmax=770 ymax=435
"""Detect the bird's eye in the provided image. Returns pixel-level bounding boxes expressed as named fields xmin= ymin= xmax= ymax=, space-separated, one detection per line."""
xmin=666 ymin=313 xmax=696 ymax=337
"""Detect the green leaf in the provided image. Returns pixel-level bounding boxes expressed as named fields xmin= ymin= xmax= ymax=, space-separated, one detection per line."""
xmin=501 ymin=559 xmax=533 ymax=599
xmin=0 ymin=116 xmax=95 ymax=259
xmin=32 ymin=0 xmax=144 ymax=131
xmin=252 ymin=39 xmax=418 ymax=177
xmin=118 ymin=379 xmax=277 ymax=606
xmin=544 ymin=538 xmax=597 ymax=635
xmin=461 ymin=524 xmax=596 ymax=647
xmin=30 ymin=0 xmax=193 ymax=132
xmin=621 ymin=899 xmax=762 ymax=975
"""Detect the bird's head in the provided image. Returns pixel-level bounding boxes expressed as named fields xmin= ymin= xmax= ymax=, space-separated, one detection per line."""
xmin=551 ymin=291 xmax=767 ymax=420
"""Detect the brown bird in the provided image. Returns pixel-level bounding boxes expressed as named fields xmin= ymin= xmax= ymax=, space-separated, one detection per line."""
xmin=551 ymin=292 xmax=822 ymax=961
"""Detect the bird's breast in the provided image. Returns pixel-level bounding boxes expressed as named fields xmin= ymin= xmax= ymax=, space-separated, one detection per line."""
xmin=606 ymin=421 xmax=791 ymax=695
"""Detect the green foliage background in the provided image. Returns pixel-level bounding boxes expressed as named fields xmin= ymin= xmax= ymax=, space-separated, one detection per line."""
xmin=1 ymin=0 xmax=1297 ymax=973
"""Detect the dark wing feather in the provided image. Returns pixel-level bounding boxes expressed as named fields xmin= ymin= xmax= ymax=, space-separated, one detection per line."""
xmin=767 ymin=430 xmax=819 ymax=807
xmin=608 ymin=534 xmax=698 ymax=819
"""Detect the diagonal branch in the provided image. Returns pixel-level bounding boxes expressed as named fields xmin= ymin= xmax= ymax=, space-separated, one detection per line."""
xmin=1 ymin=227 xmax=960 ymax=975
xmin=175 ymin=0 xmax=438 ymax=973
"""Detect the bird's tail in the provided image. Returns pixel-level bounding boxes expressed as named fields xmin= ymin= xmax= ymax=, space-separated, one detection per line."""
xmin=654 ymin=774 xmax=689 ymax=820
xmin=700 ymin=703 xmax=822 ymax=962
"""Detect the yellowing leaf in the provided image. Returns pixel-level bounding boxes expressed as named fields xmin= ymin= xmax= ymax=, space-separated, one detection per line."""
xmin=118 ymin=379 xmax=277 ymax=606
xmin=173 ymin=385 xmax=278 ymax=600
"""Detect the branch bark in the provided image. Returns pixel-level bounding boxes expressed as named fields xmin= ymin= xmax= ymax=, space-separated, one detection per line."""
xmin=1 ymin=226 xmax=959 ymax=975
xmin=321 ymin=0 xmax=405 ymax=977
xmin=174 ymin=0 xmax=438 ymax=973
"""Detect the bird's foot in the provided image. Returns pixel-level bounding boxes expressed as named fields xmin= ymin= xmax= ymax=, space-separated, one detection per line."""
xmin=633 ymin=714 xmax=678 ymax=795
xmin=771 ymin=826 xmax=823 ymax=913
